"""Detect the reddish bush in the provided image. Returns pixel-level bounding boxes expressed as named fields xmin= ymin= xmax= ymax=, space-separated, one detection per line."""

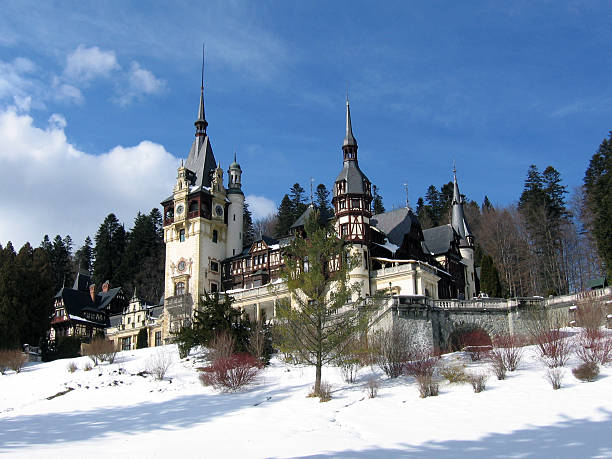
xmin=575 ymin=330 xmax=612 ymax=366
xmin=491 ymin=334 xmax=524 ymax=372
xmin=537 ymin=330 xmax=573 ymax=368
xmin=0 ymin=350 xmax=27 ymax=373
xmin=199 ymin=353 xmax=262 ymax=391
xmin=404 ymin=347 xmax=440 ymax=398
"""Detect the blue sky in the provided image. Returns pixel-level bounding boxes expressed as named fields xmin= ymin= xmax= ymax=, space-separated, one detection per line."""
xmin=1 ymin=1 xmax=611 ymax=247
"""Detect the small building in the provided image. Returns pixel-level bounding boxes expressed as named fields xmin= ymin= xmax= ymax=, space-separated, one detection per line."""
xmin=50 ymin=272 xmax=127 ymax=343
xmin=105 ymin=291 xmax=166 ymax=350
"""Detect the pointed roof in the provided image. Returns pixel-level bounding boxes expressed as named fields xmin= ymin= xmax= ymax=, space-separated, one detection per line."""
xmin=184 ymin=135 xmax=217 ymax=189
xmin=194 ymin=44 xmax=208 ymax=135
xmin=72 ymin=271 xmax=91 ymax=292
xmin=291 ymin=204 xmax=315 ymax=229
xmin=450 ymin=166 xmax=473 ymax=244
xmin=343 ymin=97 xmax=357 ymax=148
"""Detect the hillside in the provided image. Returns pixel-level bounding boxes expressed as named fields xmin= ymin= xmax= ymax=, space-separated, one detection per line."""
xmin=0 ymin=342 xmax=610 ymax=458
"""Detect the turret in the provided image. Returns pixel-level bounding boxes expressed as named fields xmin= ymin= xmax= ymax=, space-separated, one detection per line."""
xmin=332 ymin=95 xmax=372 ymax=298
xmin=226 ymin=153 xmax=244 ymax=258
xmin=451 ymin=165 xmax=476 ymax=298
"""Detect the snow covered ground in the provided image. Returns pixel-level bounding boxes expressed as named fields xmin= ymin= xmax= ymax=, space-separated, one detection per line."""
xmin=0 ymin=341 xmax=611 ymax=458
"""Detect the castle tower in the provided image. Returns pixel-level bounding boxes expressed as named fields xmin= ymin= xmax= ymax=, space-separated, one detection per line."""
xmin=161 ymin=57 xmax=229 ymax=331
xmin=451 ymin=165 xmax=476 ymax=299
xmin=332 ymin=96 xmax=372 ymax=298
xmin=226 ymin=153 xmax=244 ymax=258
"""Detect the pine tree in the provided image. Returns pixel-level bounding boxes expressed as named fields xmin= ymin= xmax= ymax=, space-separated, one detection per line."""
xmin=482 ymin=196 xmax=493 ymax=212
xmin=93 ymin=213 xmax=126 ymax=288
xmin=0 ymin=243 xmax=20 ymax=349
xmin=584 ymin=132 xmax=612 ymax=279
xmin=274 ymin=209 xmax=374 ymax=395
xmin=74 ymin=236 xmax=93 ymax=274
xmin=372 ymin=185 xmax=385 ymax=214
xmin=289 ymin=183 xmax=308 ymax=221
xmin=49 ymin=235 xmax=73 ymax=293
xmin=276 ymin=194 xmax=294 ymax=237
xmin=480 ymin=254 xmax=502 ymax=297
xmin=315 ymin=184 xmax=333 ymax=224
xmin=243 ymin=201 xmax=255 ymax=246
xmin=425 ymin=185 xmax=442 ymax=225
xmin=136 ymin=328 xmax=148 ymax=349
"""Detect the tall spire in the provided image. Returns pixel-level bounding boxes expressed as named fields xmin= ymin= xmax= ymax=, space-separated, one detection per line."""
xmin=451 ymin=164 xmax=473 ymax=244
xmin=342 ymin=93 xmax=358 ymax=161
xmin=195 ymin=43 xmax=208 ymax=138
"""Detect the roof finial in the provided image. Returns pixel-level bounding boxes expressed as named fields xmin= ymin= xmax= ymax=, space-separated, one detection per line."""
xmin=342 ymin=89 xmax=357 ymax=151
xmin=234 ymin=151 xmax=237 ymax=163
xmin=403 ymin=182 xmax=411 ymax=211
xmin=310 ymin=177 xmax=314 ymax=206
xmin=195 ymin=42 xmax=208 ymax=137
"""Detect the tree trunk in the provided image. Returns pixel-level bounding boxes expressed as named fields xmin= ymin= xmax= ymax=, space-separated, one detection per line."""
xmin=315 ymin=361 xmax=321 ymax=395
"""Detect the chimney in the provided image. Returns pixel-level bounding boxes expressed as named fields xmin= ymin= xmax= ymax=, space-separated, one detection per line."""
xmin=102 ymin=280 xmax=110 ymax=293
xmin=89 ymin=284 xmax=95 ymax=302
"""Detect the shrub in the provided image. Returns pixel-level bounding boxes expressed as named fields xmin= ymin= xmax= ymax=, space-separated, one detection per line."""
xmin=67 ymin=362 xmax=78 ymax=373
xmin=318 ymin=381 xmax=332 ymax=402
xmin=575 ymin=330 xmax=612 ymax=366
xmin=491 ymin=334 xmax=524 ymax=372
xmin=572 ymin=362 xmax=600 ymax=382
xmin=467 ymin=372 xmax=488 ymax=393
xmin=405 ymin=347 xmax=440 ymax=398
xmin=490 ymin=355 xmax=506 ymax=380
xmin=545 ymin=368 xmax=564 ymax=390
xmin=336 ymin=338 xmax=366 ymax=383
xmin=575 ymin=298 xmax=606 ymax=341
xmin=146 ymin=348 xmax=173 ymax=381
xmin=538 ymin=330 xmax=573 ymax=368
xmin=366 ymin=377 xmax=379 ymax=398
xmin=199 ymin=353 xmax=261 ymax=391
xmin=84 ymin=338 xmax=117 ymax=366
xmin=0 ymin=350 xmax=10 ymax=374
xmin=1 ymin=350 xmax=27 ymax=373
xmin=371 ymin=324 xmax=413 ymax=378
xmin=83 ymin=362 xmax=93 ymax=371
xmin=440 ymin=364 xmax=468 ymax=383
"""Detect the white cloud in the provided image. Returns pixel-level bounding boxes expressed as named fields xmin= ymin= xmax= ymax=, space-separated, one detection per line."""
xmin=0 ymin=107 xmax=179 ymax=248
xmin=64 ymin=45 xmax=120 ymax=82
xmin=245 ymin=194 xmax=276 ymax=220
xmin=114 ymin=62 xmax=165 ymax=106
xmin=0 ymin=57 xmax=37 ymax=105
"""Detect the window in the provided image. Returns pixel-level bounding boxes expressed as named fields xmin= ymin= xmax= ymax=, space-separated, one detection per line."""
xmin=210 ymin=261 xmax=219 ymax=272
xmin=175 ymin=281 xmax=185 ymax=296
xmin=210 ymin=282 xmax=218 ymax=293
xmin=189 ymin=201 xmax=198 ymax=213
xmin=122 ymin=337 xmax=131 ymax=351
xmin=233 ymin=214 xmax=236 ymax=221
xmin=363 ymin=251 xmax=368 ymax=269
xmin=212 ymin=229 xmax=218 ymax=243
xmin=155 ymin=331 xmax=162 ymax=347
xmin=246 ymin=258 xmax=251 ymax=268
xmin=341 ymin=224 xmax=348 ymax=237
xmin=233 ymin=249 xmax=235 ymax=256
xmin=179 ymin=229 xmax=185 ymax=242
xmin=339 ymin=199 xmax=346 ymax=210
xmin=351 ymin=199 xmax=360 ymax=209
xmin=127 ymin=317 xmax=131 ymax=324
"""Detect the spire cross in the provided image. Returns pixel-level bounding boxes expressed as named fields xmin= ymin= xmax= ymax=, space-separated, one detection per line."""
xmin=310 ymin=178 xmax=314 ymax=206
xmin=201 ymin=43 xmax=205 ymax=91
xmin=403 ymin=183 xmax=411 ymax=210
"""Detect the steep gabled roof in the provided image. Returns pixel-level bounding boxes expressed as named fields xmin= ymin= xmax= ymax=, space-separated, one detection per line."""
xmin=422 ymin=224 xmax=455 ymax=255
xmin=184 ymin=135 xmax=217 ymax=189
xmin=371 ymin=207 xmax=421 ymax=246
xmin=291 ymin=205 xmax=315 ymax=229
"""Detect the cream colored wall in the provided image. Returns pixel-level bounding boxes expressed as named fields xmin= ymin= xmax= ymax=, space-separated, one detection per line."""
xmin=460 ymin=247 xmax=475 ymax=299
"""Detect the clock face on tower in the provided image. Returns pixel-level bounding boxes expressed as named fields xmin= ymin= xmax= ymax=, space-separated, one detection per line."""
xmin=215 ymin=205 xmax=223 ymax=217
xmin=176 ymin=204 xmax=184 ymax=215
xmin=177 ymin=261 xmax=186 ymax=272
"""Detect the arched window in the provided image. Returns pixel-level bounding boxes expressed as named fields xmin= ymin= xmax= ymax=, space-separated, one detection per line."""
xmin=189 ymin=201 xmax=198 ymax=213
xmin=175 ymin=281 xmax=185 ymax=296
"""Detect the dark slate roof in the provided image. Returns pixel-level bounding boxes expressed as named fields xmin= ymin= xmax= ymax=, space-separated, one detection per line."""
xmin=422 ymin=224 xmax=455 ymax=255
xmin=291 ymin=205 xmax=315 ymax=229
xmin=148 ymin=305 xmax=164 ymax=319
xmin=58 ymin=288 xmax=97 ymax=317
xmin=334 ymin=161 xmax=370 ymax=196
xmin=109 ymin=315 xmax=122 ymax=327
xmin=184 ymin=135 xmax=217 ymax=190
xmin=95 ymin=287 xmax=122 ymax=311
xmin=371 ymin=207 xmax=421 ymax=246
xmin=73 ymin=271 xmax=91 ymax=291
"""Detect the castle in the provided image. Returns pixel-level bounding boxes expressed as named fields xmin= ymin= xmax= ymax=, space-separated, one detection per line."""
xmin=161 ymin=76 xmax=479 ymax=333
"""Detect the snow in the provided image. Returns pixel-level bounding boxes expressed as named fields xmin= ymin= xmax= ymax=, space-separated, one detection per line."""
xmin=569 ymin=305 xmax=578 ymax=311
xmin=1 ymin=343 xmax=611 ymax=458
